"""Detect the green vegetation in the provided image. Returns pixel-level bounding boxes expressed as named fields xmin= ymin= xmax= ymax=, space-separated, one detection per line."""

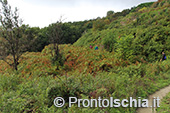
xmin=22 ymin=20 xmax=93 ymax=52
xmin=157 ymin=92 xmax=170 ymax=113
xmin=74 ymin=0 xmax=170 ymax=63
xmin=1 ymin=45 xmax=170 ymax=112
xmin=0 ymin=0 xmax=170 ymax=112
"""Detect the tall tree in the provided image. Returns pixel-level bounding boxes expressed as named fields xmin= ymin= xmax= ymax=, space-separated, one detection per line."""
xmin=47 ymin=17 xmax=64 ymax=68
xmin=0 ymin=0 xmax=32 ymax=71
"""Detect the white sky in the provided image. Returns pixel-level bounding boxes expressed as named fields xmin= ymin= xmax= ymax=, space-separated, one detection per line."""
xmin=5 ymin=0 xmax=157 ymax=28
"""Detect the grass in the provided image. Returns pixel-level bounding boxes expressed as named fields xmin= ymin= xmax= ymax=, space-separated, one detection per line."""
xmin=157 ymin=92 xmax=170 ymax=113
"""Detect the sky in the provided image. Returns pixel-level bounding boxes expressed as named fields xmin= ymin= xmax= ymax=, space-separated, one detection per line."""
xmin=5 ymin=0 xmax=157 ymax=28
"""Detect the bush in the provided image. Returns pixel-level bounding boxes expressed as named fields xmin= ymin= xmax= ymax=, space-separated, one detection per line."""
xmin=47 ymin=77 xmax=81 ymax=108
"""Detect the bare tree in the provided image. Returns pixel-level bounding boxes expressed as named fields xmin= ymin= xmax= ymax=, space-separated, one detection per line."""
xmin=0 ymin=0 xmax=31 ymax=71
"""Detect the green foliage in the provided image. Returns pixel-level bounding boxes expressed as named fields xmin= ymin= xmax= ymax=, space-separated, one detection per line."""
xmin=22 ymin=25 xmax=41 ymax=52
xmin=107 ymin=10 xmax=114 ymax=16
xmin=0 ymin=73 xmax=22 ymax=92
xmin=138 ymin=7 xmax=147 ymax=12
xmin=1 ymin=0 xmax=170 ymax=112
xmin=157 ymin=92 xmax=170 ymax=113
xmin=92 ymin=19 xmax=105 ymax=31
xmin=18 ymin=20 xmax=93 ymax=52
xmin=102 ymin=30 xmax=116 ymax=52
xmin=50 ymin=51 xmax=65 ymax=68
xmin=1 ymin=50 xmax=170 ymax=112
xmin=130 ymin=2 xmax=154 ymax=12
xmin=75 ymin=0 xmax=170 ymax=63
xmin=47 ymin=77 xmax=82 ymax=107
xmin=116 ymin=35 xmax=134 ymax=61
xmin=74 ymin=30 xmax=102 ymax=46
xmin=0 ymin=0 xmax=34 ymax=71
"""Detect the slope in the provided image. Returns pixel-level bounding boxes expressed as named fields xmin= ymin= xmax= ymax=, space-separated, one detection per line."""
xmin=74 ymin=0 xmax=170 ymax=63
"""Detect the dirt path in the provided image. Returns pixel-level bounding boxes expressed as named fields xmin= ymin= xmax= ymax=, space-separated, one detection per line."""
xmin=136 ymin=85 xmax=170 ymax=113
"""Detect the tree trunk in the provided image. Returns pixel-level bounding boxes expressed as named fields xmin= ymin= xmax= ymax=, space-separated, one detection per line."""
xmin=13 ymin=55 xmax=18 ymax=71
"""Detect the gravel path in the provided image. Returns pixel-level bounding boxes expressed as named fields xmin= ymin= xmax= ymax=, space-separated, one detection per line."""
xmin=136 ymin=85 xmax=170 ymax=113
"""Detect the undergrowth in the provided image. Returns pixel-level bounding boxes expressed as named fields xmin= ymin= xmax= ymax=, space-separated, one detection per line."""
xmin=0 ymin=45 xmax=170 ymax=113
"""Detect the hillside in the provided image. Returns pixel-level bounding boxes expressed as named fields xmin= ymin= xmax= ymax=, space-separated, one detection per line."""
xmin=74 ymin=0 xmax=170 ymax=63
xmin=1 ymin=0 xmax=170 ymax=113
xmin=1 ymin=44 xmax=170 ymax=112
